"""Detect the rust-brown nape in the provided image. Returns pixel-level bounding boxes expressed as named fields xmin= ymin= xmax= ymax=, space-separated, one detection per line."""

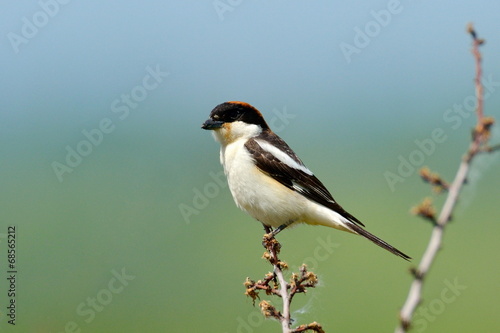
xmin=227 ymin=101 xmax=263 ymax=116
xmin=227 ymin=101 xmax=252 ymax=108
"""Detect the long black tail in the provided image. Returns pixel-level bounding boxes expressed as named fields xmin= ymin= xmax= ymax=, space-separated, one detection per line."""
xmin=347 ymin=222 xmax=411 ymax=261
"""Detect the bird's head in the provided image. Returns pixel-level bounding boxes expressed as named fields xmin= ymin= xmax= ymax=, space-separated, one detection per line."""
xmin=202 ymin=101 xmax=270 ymax=145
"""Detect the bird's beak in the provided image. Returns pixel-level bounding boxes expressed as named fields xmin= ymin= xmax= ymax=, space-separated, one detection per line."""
xmin=201 ymin=119 xmax=224 ymax=130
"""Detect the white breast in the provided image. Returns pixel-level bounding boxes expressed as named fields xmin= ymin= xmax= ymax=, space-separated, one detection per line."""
xmin=219 ymin=139 xmax=308 ymax=228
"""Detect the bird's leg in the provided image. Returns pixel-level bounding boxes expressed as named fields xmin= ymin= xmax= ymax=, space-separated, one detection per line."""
xmin=271 ymin=223 xmax=289 ymax=237
xmin=262 ymin=223 xmax=273 ymax=235
xmin=262 ymin=222 xmax=291 ymax=243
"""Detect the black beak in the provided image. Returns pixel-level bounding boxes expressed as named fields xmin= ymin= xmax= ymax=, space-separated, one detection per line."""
xmin=201 ymin=119 xmax=223 ymax=130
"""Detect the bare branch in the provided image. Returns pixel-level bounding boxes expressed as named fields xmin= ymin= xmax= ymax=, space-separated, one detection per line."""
xmin=468 ymin=22 xmax=485 ymax=121
xmin=395 ymin=23 xmax=498 ymax=333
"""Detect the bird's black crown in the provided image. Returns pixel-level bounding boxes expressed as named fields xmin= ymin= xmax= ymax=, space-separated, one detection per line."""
xmin=209 ymin=101 xmax=270 ymax=130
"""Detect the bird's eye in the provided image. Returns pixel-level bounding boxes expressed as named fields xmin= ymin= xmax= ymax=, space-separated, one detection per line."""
xmin=227 ymin=110 xmax=242 ymax=121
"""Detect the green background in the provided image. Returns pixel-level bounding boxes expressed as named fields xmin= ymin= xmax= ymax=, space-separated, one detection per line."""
xmin=1 ymin=1 xmax=499 ymax=332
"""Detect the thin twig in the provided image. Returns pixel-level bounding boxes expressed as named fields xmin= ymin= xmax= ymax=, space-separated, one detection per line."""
xmin=396 ymin=151 xmax=471 ymax=332
xmin=264 ymin=227 xmax=292 ymax=333
xmin=395 ymin=23 xmax=497 ymax=332
xmin=245 ymin=226 xmax=321 ymax=333
xmin=468 ymin=22 xmax=485 ymax=121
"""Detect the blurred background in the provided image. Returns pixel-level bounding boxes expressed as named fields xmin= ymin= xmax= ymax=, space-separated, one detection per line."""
xmin=1 ymin=1 xmax=499 ymax=332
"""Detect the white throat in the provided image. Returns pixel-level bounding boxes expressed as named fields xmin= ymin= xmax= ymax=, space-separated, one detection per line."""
xmin=212 ymin=121 xmax=262 ymax=146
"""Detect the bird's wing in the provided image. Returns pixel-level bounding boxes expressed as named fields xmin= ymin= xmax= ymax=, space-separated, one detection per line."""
xmin=244 ymin=133 xmax=365 ymax=227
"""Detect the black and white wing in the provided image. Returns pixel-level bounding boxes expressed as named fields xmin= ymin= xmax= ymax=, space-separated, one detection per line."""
xmin=244 ymin=130 xmax=411 ymax=261
xmin=244 ymin=131 xmax=365 ymax=227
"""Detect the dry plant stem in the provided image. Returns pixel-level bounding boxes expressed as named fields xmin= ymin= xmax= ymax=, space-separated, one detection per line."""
xmin=472 ymin=37 xmax=484 ymax=121
xmin=264 ymin=226 xmax=292 ymax=333
xmin=396 ymin=149 xmax=473 ymax=332
xmin=395 ymin=24 xmax=494 ymax=333
xmin=248 ymin=228 xmax=321 ymax=332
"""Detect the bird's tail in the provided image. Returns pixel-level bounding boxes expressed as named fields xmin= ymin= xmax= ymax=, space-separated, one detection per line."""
xmin=347 ymin=222 xmax=411 ymax=261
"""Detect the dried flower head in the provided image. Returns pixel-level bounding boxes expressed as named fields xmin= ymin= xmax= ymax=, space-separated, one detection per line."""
xmin=304 ymin=272 xmax=318 ymax=286
xmin=245 ymin=288 xmax=259 ymax=305
xmin=259 ymin=300 xmax=281 ymax=320
xmin=243 ymin=277 xmax=254 ymax=288
xmin=474 ymin=116 xmax=495 ymax=142
xmin=292 ymin=321 xmax=325 ymax=333
xmin=411 ymin=197 xmax=436 ymax=224
xmin=466 ymin=22 xmax=476 ymax=39
xmin=278 ymin=261 xmax=288 ymax=270
xmin=419 ymin=167 xmax=449 ymax=193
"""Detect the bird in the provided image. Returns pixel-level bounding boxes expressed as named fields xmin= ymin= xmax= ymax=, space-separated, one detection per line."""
xmin=201 ymin=101 xmax=410 ymax=260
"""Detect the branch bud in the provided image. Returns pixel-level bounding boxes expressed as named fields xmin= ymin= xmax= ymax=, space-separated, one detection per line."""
xmin=411 ymin=197 xmax=437 ymax=224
